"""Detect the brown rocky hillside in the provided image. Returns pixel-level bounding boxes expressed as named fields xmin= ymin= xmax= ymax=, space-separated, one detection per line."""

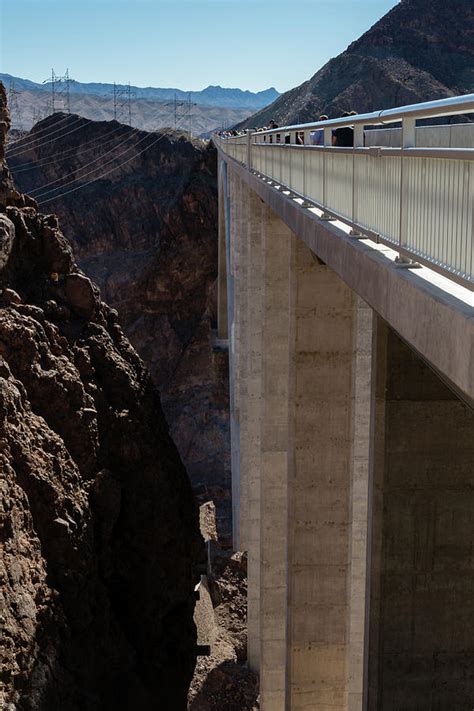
xmin=8 ymin=114 xmax=232 ymax=544
xmin=239 ymin=0 xmax=474 ymax=128
xmin=0 ymin=81 xmax=203 ymax=710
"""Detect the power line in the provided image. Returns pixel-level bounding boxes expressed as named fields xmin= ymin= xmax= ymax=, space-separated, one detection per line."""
xmin=8 ymin=116 xmax=86 ymax=156
xmin=8 ymin=78 xmax=132 ymax=157
xmin=8 ymin=85 xmax=189 ymax=172
xmin=11 ymin=122 xmax=131 ymax=173
xmin=8 ymin=90 xmax=144 ymax=158
xmin=31 ymin=106 xmax=187 ymax=199
xmin=6 ymin=112 xmax=77 ymax=150
xmin=37 ymin=110 xmax=191 ymax=206
xmin=31 ymin=126 xmax=158 ymax=198
xmin=7 ymin=120 xmax=92 ymax=159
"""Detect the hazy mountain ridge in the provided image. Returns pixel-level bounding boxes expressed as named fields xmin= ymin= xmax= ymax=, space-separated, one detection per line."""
xmin=1 ymin=73 xmax=279 ymax=109
xmin=238 ymin=0 xmax=474 ymax=128
xmin=2 ymin=73 xmax=279 ymax=135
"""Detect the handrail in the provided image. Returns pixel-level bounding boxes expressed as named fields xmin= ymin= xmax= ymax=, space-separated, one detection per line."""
xmin=213 ymin=94 xmax=474 ymax=289
xmin=218 ymin=93 xmax=474 ymax=139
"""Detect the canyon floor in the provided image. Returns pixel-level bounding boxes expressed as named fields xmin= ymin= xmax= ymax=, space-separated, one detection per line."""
xmin=189 ymin=546 xmax=259 ymax=711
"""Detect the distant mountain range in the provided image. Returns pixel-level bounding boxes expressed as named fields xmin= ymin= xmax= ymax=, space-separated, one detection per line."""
xmin=1 ymin=74 xmax=279 ymax=110
xmin=239 ymin=0 xmax=474 ymax=128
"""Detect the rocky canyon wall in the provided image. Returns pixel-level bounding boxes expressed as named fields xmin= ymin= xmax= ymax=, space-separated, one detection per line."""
xmin=0 ymin=82 xmax=203 ymax=710
xmin=8 ymin=116 xmax=231 ymax=543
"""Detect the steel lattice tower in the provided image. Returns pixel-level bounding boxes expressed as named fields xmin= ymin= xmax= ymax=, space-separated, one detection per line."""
xmin=113 ymin=82 xmax=133 ymax=126
xmin=44 ymin=69 xmax=73 ymax=114
xmin=7 ymin=81 xmax=23 ymax=130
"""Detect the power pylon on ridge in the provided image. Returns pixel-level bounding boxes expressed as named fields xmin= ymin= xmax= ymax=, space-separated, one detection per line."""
xmin=113 ymin=82 xmax=133 ymax=126
xmin=7 ymin=81 xmax=23 ymax=130
xmin=163 ymin=92 xmax=196 ymax=135
xmin=187 ymin=92 xmax=197 ymax=139
xmin=43 ymin=69 xmax=74 ymax=115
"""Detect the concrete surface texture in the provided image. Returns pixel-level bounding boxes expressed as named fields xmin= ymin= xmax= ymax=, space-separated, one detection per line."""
xmin=368 ymin=325 xmax=474 ymax=710
xmin=218 ymin=153 xmax=474 ymax=710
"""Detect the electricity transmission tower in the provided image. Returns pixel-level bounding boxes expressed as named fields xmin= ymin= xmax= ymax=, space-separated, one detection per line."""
xmin=7 ymin=81 xmax=23 ymax=130
xmin=43 ymin=69 xmax=73 ymax=114
xmin=163 ymin=92 xmax=196 ymax=135
xmin=113 ymin=82 xmax=133 ymax=126
xmin=187 ymin=92 xmax=197 ymax=139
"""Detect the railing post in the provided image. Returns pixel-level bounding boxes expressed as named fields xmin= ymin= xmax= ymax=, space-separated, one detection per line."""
xmin=402 ymin=117 xmax=416 ymax=149
xmin=397 ymin=117 xmax=419 ymax=266
xmin=247 ymin=131 xmax=252 ymax=171
xmin=320 ymin=126 xmax=333 ymax=219
xmin=302 ymin=130 xmax=313 ymax=205
xmin=289 ymin=132 xmax=293 ymax=193
xmin=350 ymin=124 xmax=364 ymax=237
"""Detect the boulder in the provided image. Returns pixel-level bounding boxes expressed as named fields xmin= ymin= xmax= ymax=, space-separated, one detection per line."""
xmin=64 ymin=272 xmax=99 ymax=319
xmin=0 ymin=214 xmax=14 ymax=273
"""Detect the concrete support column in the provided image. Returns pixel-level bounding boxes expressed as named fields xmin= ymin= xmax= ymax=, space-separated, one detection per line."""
xmin=286 ymin=236 xmax=357 ymax=710
xmin=235 ymin=174 xmax=250 ymax=552
xmin=368 ymin=324 xmax=474 ymax=710
xmin=217 ymin=166 xmax=228 ymax=340
xmin=258 ymin=206 xmax=293 ymax=707
xmin=229 ymin=169 xmax=244 ymax=548
xmin=244 ymin=184 xmax=264 ymax=672
xmin=227 ymin=171 xmax=377 ymax=708
xmin=346 ymin=298 xmax=375 ymax=711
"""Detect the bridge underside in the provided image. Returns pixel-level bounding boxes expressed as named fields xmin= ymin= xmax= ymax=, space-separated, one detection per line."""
xmin=219 ymin=159 xmax=474 ymax=710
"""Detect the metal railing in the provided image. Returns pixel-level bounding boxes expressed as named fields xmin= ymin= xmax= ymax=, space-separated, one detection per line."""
xmin=214 ymin=95 xmax=474 ymax=289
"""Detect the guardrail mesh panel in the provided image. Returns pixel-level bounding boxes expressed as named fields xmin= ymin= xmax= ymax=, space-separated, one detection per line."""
xmin=355 ymin=154 xmax=401 ymax=243
xmin=404 ymin=157 xmax=473 ymax=279
xmin=305 ymin=150 xmax=325 ymax=204
xmin=289 ymin=148 xmax=305 ymax=195
xmin=325 ymin=151 xmax=353 ymax=217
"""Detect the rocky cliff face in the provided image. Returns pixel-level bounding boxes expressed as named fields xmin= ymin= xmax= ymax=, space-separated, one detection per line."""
xmin=239 ymin=0 xmax=474 ymax=127
xmin=0 ymin=82 xmax=203 ymax=710
xmin=8 ymin=115 xmax=231 ymax=543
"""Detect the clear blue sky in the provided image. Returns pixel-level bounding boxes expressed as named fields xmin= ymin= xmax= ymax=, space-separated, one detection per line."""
xmin=0 ymin=0 xmax=399 ymax=93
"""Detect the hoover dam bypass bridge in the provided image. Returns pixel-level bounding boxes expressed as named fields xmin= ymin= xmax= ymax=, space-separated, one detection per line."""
xmin=213 ymin=94 xmax=474 ymax=711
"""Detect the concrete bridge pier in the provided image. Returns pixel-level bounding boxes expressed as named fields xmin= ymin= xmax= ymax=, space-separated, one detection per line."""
xmin=258 ymin=204 xmax=293 ymax=708
xmin=286 ymin=237 xmax=373 ymax=711
xmin=368 ymin=323 xmax=474 ymax=710
xmin=217 ymin=127 xmax=474 ymax=708
xmin=223 ymin=178 xmax=376 ymax=709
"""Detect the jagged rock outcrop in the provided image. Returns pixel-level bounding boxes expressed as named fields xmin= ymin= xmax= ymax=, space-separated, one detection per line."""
xmin=0 ymin=81 xmax=203 ymax=710
xmin=238 ymin=0 xmax=474 ymax=127
xmin=8 ymin=115 xmax=232 ymax=543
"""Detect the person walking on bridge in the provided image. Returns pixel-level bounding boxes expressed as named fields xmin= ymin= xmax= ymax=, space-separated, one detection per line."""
xmin=333 ymin=110 xmax=357 ymax=147
xmin=268 ymin=119 xmax=278 ymax=143
xmin=310 ymin=114 xmax=329 ymax=145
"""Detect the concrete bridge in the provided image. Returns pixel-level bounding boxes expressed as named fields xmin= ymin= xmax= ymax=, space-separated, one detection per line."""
xmin=213 ymin=95 xmax=474 ymax=710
